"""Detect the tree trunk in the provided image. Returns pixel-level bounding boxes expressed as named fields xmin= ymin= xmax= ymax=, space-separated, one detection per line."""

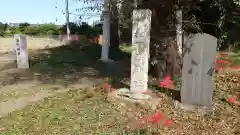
xmin=117 ymin=0 xmax=182 ymax=78
xmin=108 ymin=0 xmax=121 ymax=60
xmin=109 ymin=0 xmax=120 ymax=48
xmin=138 ymin=0 xmax=182 ymax=79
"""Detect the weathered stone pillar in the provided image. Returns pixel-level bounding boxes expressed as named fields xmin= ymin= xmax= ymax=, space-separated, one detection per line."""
xmin=14 ymin=34 xmax=29 ymax=69
xmin=176 ymin=9 xmax=183 ymax=55
xmin=100 ymin=10 xmax=112 ymax=62
xmin=130 ymin=9 xmax=152 ymax=94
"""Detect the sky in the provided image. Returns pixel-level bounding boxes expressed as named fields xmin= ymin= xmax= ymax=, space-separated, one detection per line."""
xmin=0 ymin=0 xmax=101 ymax=25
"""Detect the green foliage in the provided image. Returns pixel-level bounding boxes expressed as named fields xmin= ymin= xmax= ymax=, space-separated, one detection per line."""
xmin=15 ymin=28 xmax=23 ymax=34
xmin=0 ymin=22 xmax=8 ymax=37
xmin=3 ymin=21 xmax=101 ymax=37
xmin=0 ymin=32 xmax=4 ymax=37
xmin=61 ymin=22 xmax=80 ymax=34
xmin=93 ymin=23 xmax=103 ymax=34
xmin=19 ymin=22 xmax=30 ymax=27
xmin=78 ymin=22 xmax=98 ymax=37
xmin=24 ymin=26 xmax=40 ymax=35
xmin=19 ymin=22 xmax=30 ymax=32
xmin=5 ymin=23 xmax=60 ymax=36
xmin=0 ymin=22 xmax=7 ymax=31
xmin=39 ymin=24 xmax=60 ymax=35
xmin=60 ymin=22 xmax=102 ymax=37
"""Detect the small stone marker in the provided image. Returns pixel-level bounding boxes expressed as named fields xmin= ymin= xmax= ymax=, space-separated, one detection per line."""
xmin=130 ymin=9 xmax=152 ymax=94
xmin=14 ymin=34 xmax=29 ymax=69
xmin=181 ymin=33 xmax=217 ymax=108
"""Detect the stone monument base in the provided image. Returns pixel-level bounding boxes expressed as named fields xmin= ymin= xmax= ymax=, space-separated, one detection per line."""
xmin=174 ymin=101 xmax=214 ymax=115
xmin=99 ymin=58 xmax=114 ymax=63
xmin=116 ymin=88 xmax=151 ymax=100
xmin=108 ymin=88 xmax=160 ymax=110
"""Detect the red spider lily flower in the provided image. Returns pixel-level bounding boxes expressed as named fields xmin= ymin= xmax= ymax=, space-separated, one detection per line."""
xmin=216 ymin=59 xmax=221 ymax=64
xmin=159 ymin=75 xmax=174 ymax=89
xmin=164 ymin=119 xmax=173 ymax=128
xmin=232 ymin=66 xmax=240 ymax=70
xmin=164 ymin=75 xmax=171 ymax=80
xmin=216 ymin=66 xmax=223 ymax=71
xmin=104 ymin=83 xmax=110 ymax=90
xmin=228 ymin=97 xmax=237 ymax=103
xmin=228 ymin=97 xmax=240 ymax=105
xmin=222 ymin=60 xmax=231 ymax=64
xmin=220 ymin=52 xmax=226 ymax=57
xmin=144 ymin=112 xmax=163 ymax=124
xmin=216 ymin=59 xmax=232 ymax=65
xmin=151 ymin=113 xmax=163 ymax=124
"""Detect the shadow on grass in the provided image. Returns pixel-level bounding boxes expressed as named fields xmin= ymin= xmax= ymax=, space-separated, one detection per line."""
xmin=149 ymin=84 xmax=181 ymax=101
xmin=0 ymin=41 xmax=180 ymax=101
xmin=30 ymin=42 xmax=131 ymax=83
xmin=0 ymin=41 xmax=131 ymax=87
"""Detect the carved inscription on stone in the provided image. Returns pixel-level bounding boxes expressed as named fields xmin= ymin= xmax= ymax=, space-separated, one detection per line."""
xmin=181 ymin=33 xmax=217 ymax=107
xmin=14 ymin=34 xmax=29 ymax=69
xmin=130 ymin=9 xmax=152 ymax=93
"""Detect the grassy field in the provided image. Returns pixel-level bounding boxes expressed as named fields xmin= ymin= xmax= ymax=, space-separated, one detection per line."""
xmin=0 ymin=36 xmax=62 ymax=53
xmin=0 ymin=70 xmax=239 ymax=135
xmin=0 ymin=39 xmax=239 ymax=135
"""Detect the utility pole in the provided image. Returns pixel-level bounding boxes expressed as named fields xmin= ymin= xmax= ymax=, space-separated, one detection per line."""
xmin=65 ymin=0 xmax=70 ymax=41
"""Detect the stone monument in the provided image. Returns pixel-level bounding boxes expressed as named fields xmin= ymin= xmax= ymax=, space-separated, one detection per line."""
xmin=100 ymin=5 xmax=113 ymax=62
xmin=114 ymin=9 xmax=152 ymax=101
xmin=130 ymin=9 xmax=152 ymax=94
xmin=14 ymin=34 xmax=29 ymax=69
xmin=180 ymin=33 xmax=217 ymax=108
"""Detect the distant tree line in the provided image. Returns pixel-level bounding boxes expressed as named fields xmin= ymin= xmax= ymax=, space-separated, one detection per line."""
xmin=0 ymin=22 xmax=102 ymax=38
xmin=60 ymin=22 xmax=102 ymax=38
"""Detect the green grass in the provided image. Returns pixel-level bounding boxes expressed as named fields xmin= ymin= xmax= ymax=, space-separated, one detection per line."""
xmin=221 ymin=52 xmax=240 ymax=66
xmin=0 ymin=84 xmax=65 ymax=102
xmin=228 ymin=53 xmax=240 ymax=66
xmin=119 ymin=44 xmax=133 ymax=53
xmin=0 ymin=88 xmax=152 ymax=135
xmin=1 ymin=82 xmax=239 ymax=135
xmin=0 ymin=46 xmax=239 ymax=135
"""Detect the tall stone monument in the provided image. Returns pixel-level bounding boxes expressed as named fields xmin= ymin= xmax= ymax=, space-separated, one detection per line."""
xmin=180 ymin=33 xmax=217 ymax=108
xmin=14 ymin=34 xmax=29 ymax=69
xmin=100 ymin=10 xmax=111 ymax=62
xmin=130 ymin=9 xmax=152 ymax=94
